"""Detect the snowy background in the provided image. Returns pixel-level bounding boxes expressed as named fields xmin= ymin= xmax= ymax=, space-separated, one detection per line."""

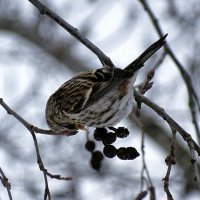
xmin=0 ymin=0 xmax=200 ymax=199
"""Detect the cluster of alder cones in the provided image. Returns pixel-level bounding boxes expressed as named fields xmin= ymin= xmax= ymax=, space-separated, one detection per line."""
xmin=85 ymin=127 xmax=140 ymax=171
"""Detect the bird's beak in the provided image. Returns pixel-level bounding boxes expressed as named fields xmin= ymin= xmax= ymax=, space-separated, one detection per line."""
xmin=76 ymin=123 xmax=87 ymax=131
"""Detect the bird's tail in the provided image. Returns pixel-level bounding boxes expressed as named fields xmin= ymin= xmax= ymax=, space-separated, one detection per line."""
xmin=124 ymin=34 xmax=167 ymax=72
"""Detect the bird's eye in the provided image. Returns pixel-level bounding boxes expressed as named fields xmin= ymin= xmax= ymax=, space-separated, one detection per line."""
xmin=63 ymin=124 xmax=76 ymax=130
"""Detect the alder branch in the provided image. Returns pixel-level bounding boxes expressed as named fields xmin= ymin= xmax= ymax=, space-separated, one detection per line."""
xmin=132 ymin=115 xmax=155 ymax=200
xmin=43 ymin=173 xmax=51 ymax=200
xmin=140 ymin=128 xmax=156 ymax=200
xmin=162 ymin=126 xmax=176 ymax=200
xmin=134 ymin=191 xmax=148 ymax=200
xmin=134 ymin=51 xmax=166 ymax=94
xmin=134 ymin=90 xmax=200 ymax=155
xmin=2 ymin=1 xmax=199 ymax=198
xmin=0 ymin=98 xmax=72 ymax=198
xmin=0 ymin=167 xmax=13 ymax=200
xmin=188 ymin=140 xmax=200 ymax=189
xmin=138 ymin=0 xmax=200 ymax=144
xmin=134 ymin=90 xmax=200 ymax=190
xmin=27 ymin=0 xmax=114 ymax=68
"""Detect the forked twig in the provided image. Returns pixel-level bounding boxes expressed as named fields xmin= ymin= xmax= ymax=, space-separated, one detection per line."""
xmin=134 ymin=90 xmax=200 ymax=155
xmin=134 ymin=90 xmax=200 ymax=190
xmin=0 ymin=98 xmax=72 ymax=199
xmin=2 ymin=1 xmax=199 ymax=199
xmin=138 ymin=0 xmax=200 ymax=145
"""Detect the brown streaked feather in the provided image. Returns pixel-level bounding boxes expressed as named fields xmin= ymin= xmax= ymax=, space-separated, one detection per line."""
xmin=59 ymin=67 xmax=118 ymax=114
xmin=60 ymin=35 xmax=167 ymax=114
xmin=60 ymin=72 xmax=95 ymax=113
xmin=83 ymin=35 xmax=167 ymax=108
xmin=125 ymin=34 xmax=167 ymax=72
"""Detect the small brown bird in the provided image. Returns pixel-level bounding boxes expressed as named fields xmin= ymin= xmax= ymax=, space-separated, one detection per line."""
xmin=45 ymin=34 xmax=167 ymax=135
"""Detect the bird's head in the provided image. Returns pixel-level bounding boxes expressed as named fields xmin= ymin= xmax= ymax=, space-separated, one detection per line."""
xmin=45 ymin=94 xmax=87 ymax=135
xmin=45 ymin=113 xmax=86 ymax=136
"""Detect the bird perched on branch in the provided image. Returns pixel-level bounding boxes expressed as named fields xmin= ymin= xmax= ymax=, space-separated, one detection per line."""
xmin=45 ymin=34 xmax=167 ymax=135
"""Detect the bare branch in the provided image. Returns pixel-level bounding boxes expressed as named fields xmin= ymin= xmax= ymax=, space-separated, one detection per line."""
xmin=43 ymin=173 xmax=51 ymax=200
xmin=134 ymin=51 xmax=166 ymax=94
xmin=134 ymin=90 xmax=200 ymax=192
xmin=138 ymin=0 xmax=200 ymax=144
xmin=141 ymin=128 xmax=156 ymax=200
xmin=162 ymin=126 xmax=176 ymax=200
xmin=133 ymin=115 xmax=156 ymax=200
xmin=0 ymin=98 xmax=72 ymax=198
xmin=188 ymin=139 xmax=200 ymax=189
xmin=134 ymin=190 xmax=148 ymax=200
xmin=27 ymin=0 xmax=114 ymax=68
xmin=134 ymin=90 xmax=200 ymax=156
xmin=0 ymin=167 xmax=13 ymax=200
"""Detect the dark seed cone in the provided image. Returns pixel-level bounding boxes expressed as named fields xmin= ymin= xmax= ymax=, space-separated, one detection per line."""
xmin=102 ymin=132 xmax=117 ymax=145
xmin=94 ymin=128 xmax=108 ymax=141
xmin=126 ymin=147 xmax=140 ymax=160
xmin=85 ymin=140 xmax=96 ymax=152
xmin=117 ymin=147 xmax=140 ymax=160
xmin=103 ymin=145 xmax=117 ymax=158
xmin=117 ymin=147 xmax=128 ymax=160
xmin=115 ymin=127 xmax=129 ymax=138
xmin=90 ymin=151 xmax=104 ymax=171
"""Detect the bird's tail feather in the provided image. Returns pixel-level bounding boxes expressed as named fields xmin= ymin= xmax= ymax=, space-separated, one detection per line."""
xmin=125 ymin=34 xmax=167 ymax=72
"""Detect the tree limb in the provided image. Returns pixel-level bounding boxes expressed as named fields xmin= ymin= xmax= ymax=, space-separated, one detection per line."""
xmin=0 ymin=98 xmax=72 ymax=199
xmin=134 ymin=90 xmax=200 ymax=156
xmin=138 ymin=0 xmax=200 ymax=145
xmin=27 ymin=0 xmax=114 ymax=68
xmin=162 ymin=126 xmax=176 ymax=200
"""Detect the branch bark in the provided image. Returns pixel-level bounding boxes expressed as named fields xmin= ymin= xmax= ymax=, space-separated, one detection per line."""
xmin=134 ymin=90 xmax=200 ymax=156
xmin=138 ymin=0 xmax=200 ymax=144
xmin=27 ymin=0 xmax=114 ymax=68
xmin=0 ymin=98 xmax=72 ymax=199
xmin=0 ymin=167 xmax=13 ymax=200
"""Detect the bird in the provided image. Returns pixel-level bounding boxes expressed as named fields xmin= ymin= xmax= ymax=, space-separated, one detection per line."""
xmin=45 ymin=34 xmax=167 ymax=135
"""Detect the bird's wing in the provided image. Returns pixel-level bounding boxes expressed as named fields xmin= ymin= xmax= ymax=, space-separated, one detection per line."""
xmin=59 ymin=71 xmax=96 ymax=114
xmin=60 ymin=68 xmax=126 ymax=114
xmin=125 ymin=34 xmax=167 ymax=72
xmin=84 ymin=35 xmax=168 ymax=108
xmin=83 ymin=68 xmax=127 ymax=108
xmin=60 ymin=35 xmax=167 ymax=114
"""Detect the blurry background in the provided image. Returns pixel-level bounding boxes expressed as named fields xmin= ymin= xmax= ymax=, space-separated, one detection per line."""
xmin=0 ymin=0 xmax=200 ymax=199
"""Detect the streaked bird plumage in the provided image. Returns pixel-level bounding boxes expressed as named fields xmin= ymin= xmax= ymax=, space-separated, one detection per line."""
xmin=45 ymin=35 xmax=167 ymax=135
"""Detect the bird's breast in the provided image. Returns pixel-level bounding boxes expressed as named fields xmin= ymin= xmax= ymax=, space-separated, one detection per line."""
xmin=73 ymin=81 xmax=134 ymax=127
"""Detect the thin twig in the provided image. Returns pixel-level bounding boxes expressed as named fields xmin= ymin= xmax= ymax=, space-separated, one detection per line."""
xmin=138 ymin=0 xmax=200 ymax=145
xmin=162 ymin=126 xmax=176 ymax=200
xmin=188 ymin=139 xmax=200 ymax=189
xmin=134 ymin=90 xmax=200 ymax=155
xmin=27 ymin=0 xmax=114 ymax=68
xmin=132 ymin=115 xmax=156 ymax=200
xmin=0 ymin=98 xmax=72 ymax=136
xmin=141 ymin=128 xmax=156 ymax=200
xmin=0 ymin=98 xmax=72 ymax=198
xmin=135 ymin=50 xmax=166 ymax=93
xmin=134 ymin=90 xmax=200 ymax=190
xmin=189 ymin=97 xmax=200 ymax=145
xmin=0 ymin=167 xmax=13 ymax=200
xmin=134 ymin=190 xmax=148 ymax=200
xmin=43 ymin=173 xmax=51 ymax=200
